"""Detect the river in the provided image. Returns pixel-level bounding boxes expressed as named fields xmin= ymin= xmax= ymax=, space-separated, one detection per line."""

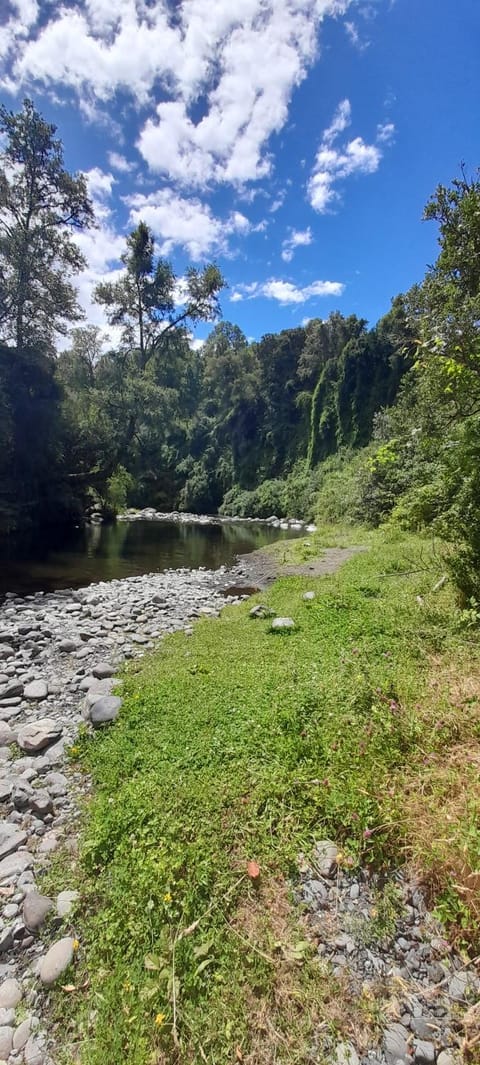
xmin=0 ymin=517 xmax=300 ymax=595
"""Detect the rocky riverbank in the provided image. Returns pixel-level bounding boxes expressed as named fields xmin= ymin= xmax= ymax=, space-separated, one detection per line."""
xmin=0 ymin=565 xmax=244 ymax=1065
xmin=0 ymin=554 xmax=477 ymax=1065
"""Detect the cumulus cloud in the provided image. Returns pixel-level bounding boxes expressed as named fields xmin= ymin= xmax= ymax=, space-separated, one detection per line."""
xmin=281 ymin=226 xmax=313 ymax=262
xmin=1 ymin=0 xmax=354 ymax=188
xmin=107 ymin=151 xmax=136 ymax=173
xmin=71 ymin=168 xmax=125 ymax=337
xmin=125 ymin=188 xmax=253 ymax=260
xmin=308 ymin=99 xmax=393 ymax=212
xmin=230 ymin=277 xmax=344 ymax=304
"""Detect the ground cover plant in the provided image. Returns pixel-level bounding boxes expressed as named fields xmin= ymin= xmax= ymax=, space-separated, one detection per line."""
xmin=58 ymin=528 xmax=480 ymax=1063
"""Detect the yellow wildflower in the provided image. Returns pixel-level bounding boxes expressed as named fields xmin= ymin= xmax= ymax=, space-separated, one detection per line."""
xmin=163 ymin=892 xmax=172 ymax=904
xmin=72 ymin=939 xmax=80 ymax=952
xmin=155 ymin=1012 xmax=166 ymax=1028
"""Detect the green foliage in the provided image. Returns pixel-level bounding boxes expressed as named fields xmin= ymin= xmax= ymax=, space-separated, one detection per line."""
xmin=62 ymin=529 xmax=480 ymax=1061
xmin=106 ymin=467 xmax=134 ymax=514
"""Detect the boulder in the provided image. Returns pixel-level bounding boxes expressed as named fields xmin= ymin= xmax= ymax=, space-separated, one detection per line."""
xmin=270 ymin=617 xmax=295 ymax=631
xmin=90 ymin=696 xmax=122 ymax=728
xmin=17 ymin=718 xmax=63 ymax=753
xmin=92 ymin=662 xmax=115 ymax=679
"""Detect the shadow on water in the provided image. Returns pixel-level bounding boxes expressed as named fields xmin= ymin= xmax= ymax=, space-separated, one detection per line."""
xmin=0 ymin=519 xmax=300 ymax=596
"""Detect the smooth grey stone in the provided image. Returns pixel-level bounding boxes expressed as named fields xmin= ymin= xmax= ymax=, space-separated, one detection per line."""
xmin=384 ymin=1023 xmax=410 ymax=1064
xmin=0 ymin=825 xmax=27 ymax=860
xmin=58 ymin=640 xmax=80 ymax=653
xmin=17 ymin=719 xmax=62 ymax=753
xmin=92 ymin=662 xmax=115 ymax=679
xmin=0 ymin=1006 xmax=14 ymax=1025
xmin=56 ymin=889 xmax=79 ymax=918
xmin=39 ymin=936 xmax=75 ymax=985
xmin=271 ymin=617 xmax=295 ymax=631
xmin=414 ymin=1040 xmax=435 ymax=1064
xmin=0 ymin=927 xmax=13 ymax=954
xmin=0 ymin=682 xmax=23 ymax=700
xmin=0 ymin=723 xmax=16 ymax=747
xmin=410 ymin=1018 xmax=439 ymax=1040
xmin=0 ymin=1024 xmax=13 ymax=1058
xmin=24 ymin=680 xmax=48 ymax=701
xmin=350 ymin=883 xmax=360 ymax=900
xmin=437 ymin=1054 xmax=456 ymax=1065
xmin=24 ymin=1035 xmax=46 ymax=1065
xmin=90 ymin=696 xmax=122 ymax=727
xmin=0 ymin=978 xmax=22 ymax=1008
xmin=302 ymin=591 xmax=316 ymax=600
xmin=23 ymin=893 xmax=53 ymax=932
xmin=13 ymin=1016 xmax=31 ymax=1050
xmin=29 ymin=791 xmax=53 ymax=819
xmin=0 ymin=849 xmax=33 ymax=880
xmin=0 ymin=647 xmax=14 ymax=661
xmin=249 ymin=604 xmax=274 ymax=619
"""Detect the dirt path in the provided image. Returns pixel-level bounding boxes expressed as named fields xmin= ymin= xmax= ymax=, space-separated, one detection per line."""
xmin=224 ymin=544 xmax=366 ymax=592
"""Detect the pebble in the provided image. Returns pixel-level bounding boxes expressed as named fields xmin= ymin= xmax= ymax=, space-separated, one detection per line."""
xmin=39 ymin=936 xmax=75 ymax=985
xmin=0 ymin=978 xmax=22 ymax=1008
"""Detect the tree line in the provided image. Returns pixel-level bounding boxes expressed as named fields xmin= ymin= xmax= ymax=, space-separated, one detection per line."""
xmin=1 ymin=99 xmax=480 ymax=605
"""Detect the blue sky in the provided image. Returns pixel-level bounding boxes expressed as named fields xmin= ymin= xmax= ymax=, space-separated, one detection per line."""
xmin=1 ymin=0 xmax=479 ymax=347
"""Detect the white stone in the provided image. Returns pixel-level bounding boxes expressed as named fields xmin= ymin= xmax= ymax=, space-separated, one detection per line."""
xmin=24 ymin=681 xmax=48 ymax=701
xmin=270 ymin=617 xmax=295 ymax=631
xmin=0 ymin=978 xmax=22 ymax=1009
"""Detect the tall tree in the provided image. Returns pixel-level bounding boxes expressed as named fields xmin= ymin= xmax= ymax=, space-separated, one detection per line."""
xmin=0 ymin=98 xmax=93 ymax=353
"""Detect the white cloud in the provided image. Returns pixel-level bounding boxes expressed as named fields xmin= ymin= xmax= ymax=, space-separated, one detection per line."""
xmin=322 ymin=98 xmax=351 ymax=145
xmin=377 ymin=121 xmax=395 ymax=144
xmin=281 ymin=226 xmax=313 ymax=262
xmin=230 ymin=277 xmax=344 ymax=304
xmin=107 ymin=151 xmax=136 ymax=173
xmin=344 ymin=20 xmax=370 ymax=50
xmin=1 ymin=0 xmax=354 ymax=189
xmin=308 ymin=99 xmax=392 ymax=212
xmin=125 ymin=188 xmax=252 ymax=260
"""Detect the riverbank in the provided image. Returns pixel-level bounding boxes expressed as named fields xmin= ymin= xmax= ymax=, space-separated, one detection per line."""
xmin=45 ymin=526 xmax=480 ymax=1064
xmin=0 ymin=564 xmax=250 ymax=1064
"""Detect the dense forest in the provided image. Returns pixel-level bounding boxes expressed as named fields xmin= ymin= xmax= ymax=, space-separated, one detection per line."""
xmin=1 ymin=100 xmax=480 ymax=603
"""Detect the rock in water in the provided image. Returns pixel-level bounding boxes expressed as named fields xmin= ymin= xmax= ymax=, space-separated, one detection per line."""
xmin=39 ymin=937 xmax=75 ymax=985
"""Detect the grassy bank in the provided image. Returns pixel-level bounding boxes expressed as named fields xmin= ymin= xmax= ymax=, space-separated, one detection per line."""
xmin=59 ymin=526 xmax=480 ymax=1063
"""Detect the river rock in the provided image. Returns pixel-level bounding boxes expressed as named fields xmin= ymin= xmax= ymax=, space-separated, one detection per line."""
xmin=336 ymin=1043 xmax=359 ymax=1065
xmin=90 ymin=695 xmax=122 ymax=727
xmin=0 ymin=682 xmax=23 ymax=700
xmin=30 ymin=790 xmax=54 ymax=819
xmin=0 ymin=825 xmax=27 ymax=860
xmin=270 ymin=617 xmax=295 ymax=631
xmin=58 ymin=639 xmax=80 ymax=653
xmin=0 ymin=722 xmax=16 ymax=746
xmin=13 ymin=1017 xmax=31 ymax=1051
xmin=302 ymin=591 xmax=316 ymax=601
xmin=39 ymin=936 xmax=75 ymax=985
xmin=24 ymin=680 xmax=48 ymax=701
xmin=415 ymin=1040 xmax=436 ymax=1064
xmin=92 ymin=662 xmax=115 ymax=679
xmin=56 ymin=890 xmax=79 ymax=918
xmin=0 ymin=647 xmax=14 ymax=661
xmin=0 ymin=849 xmax=33 ymax=880
xmin=17 ymin=719 xmax=63 ymax=753
xmin=0 ymin=978 xmax=22 ymax=1008
xmin=384 ymin=1023 xmax=410 ymax=1063
xmin=448 ymin=971 xmax=471 ymax=1001
xmin=0 ymin=1026 xmax=13 ymax=1059
xmin=23 ymin=892 xmax=53 ymax=932
xmin=24 ymin=1035 xmax=46 ymax=1065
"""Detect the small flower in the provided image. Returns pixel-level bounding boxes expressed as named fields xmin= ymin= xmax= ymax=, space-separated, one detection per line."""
xmin=72 ymin=939 xmax=80 ymax=952
xmin=363 ymin=828 xmax=373 ymax=839
xmin=163 ymin=892 xmax=172 ymax=904
xmin=155 ymin=1012 xmax=166 ymax=1028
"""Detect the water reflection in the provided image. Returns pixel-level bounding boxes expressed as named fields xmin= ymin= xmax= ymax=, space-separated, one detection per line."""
xmin=0 ymin=519 xmax=298 ymax=596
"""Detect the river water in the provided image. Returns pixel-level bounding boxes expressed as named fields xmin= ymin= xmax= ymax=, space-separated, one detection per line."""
xmin=0 ymin=518 xmax=298 ymax=596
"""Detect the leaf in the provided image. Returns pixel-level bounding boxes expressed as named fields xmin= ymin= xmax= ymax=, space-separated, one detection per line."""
xmin=195 ymin=957 xmax=213 ymax=977
xmin=247 ymin=860 xmax=260 ymax=880
xmin=193 ymin=940 xmax=213 ymax=960
xmin=61 ymin=984 xmax=76 ymax=992
xmin=144 ymin=954 xmax=161 ymax=971
xmin=236 ymin=1047 xmax=244 ymax=1061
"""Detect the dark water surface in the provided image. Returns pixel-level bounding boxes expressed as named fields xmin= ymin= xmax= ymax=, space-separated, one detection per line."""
xmin=0 ymin=519 xmax=298 ymax=596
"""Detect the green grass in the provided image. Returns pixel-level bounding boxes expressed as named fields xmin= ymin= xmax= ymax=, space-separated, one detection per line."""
xmin=57 ymin=526 xmax=480 ymax=1064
